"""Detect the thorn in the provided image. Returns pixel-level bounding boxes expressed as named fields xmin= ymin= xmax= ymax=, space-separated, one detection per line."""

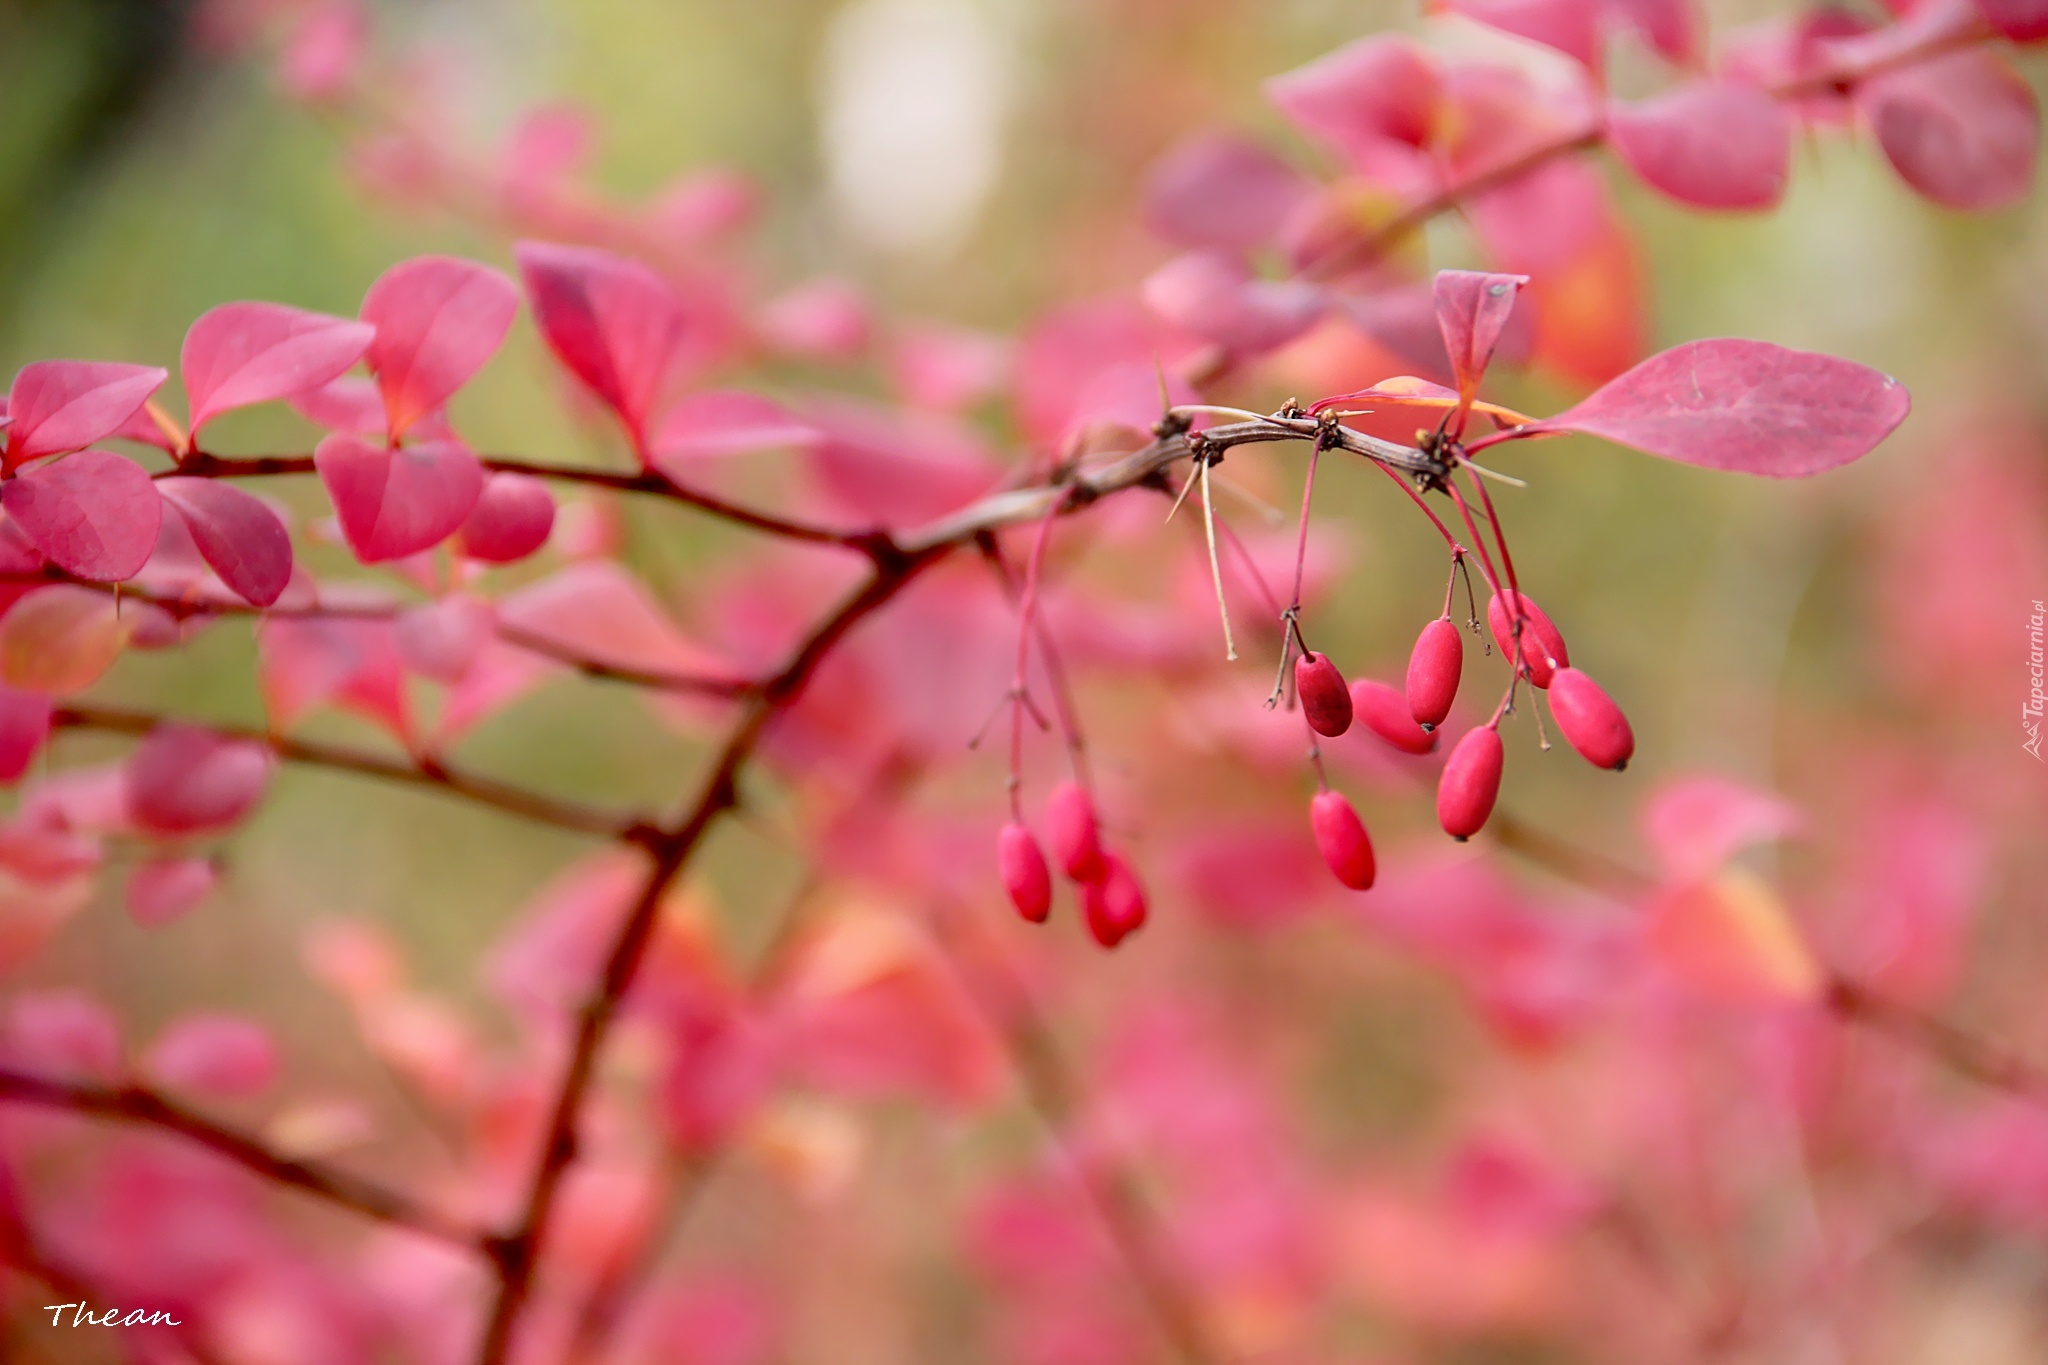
xmin=1162 ymin=470 xmax=1198 ymax=525
xmin=1199 ymin=456 xmax=1237 ymax=663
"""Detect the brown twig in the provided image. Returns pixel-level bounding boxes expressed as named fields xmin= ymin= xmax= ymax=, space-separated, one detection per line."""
xmin=0 ymin=1068 xmax=477 ymax=1248
xmin=51 ymin=704 xmax=641 ymax=840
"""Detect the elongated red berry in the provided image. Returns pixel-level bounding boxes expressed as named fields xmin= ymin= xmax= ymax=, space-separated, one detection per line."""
xmin=1045 ymin=781 xmax=1105 ymax=882
xmin=1310 ymin=790 xmax=1376 ymax=890
xmin=1406 ymin=616 xmax=1463 ymax=729
xmin=1486 ymin=590 xmax=1569 ymax=688
xmin=1350 ymin=679 xmax=1436 ymax=755
xmin=998 ymin=823 xmax=1053 ymax=923
xmin=1295 ymin=651 xmax=1353 ymax=737
xmin=1547 ymin=667 xmax=1635 ymax=771
xmin=1082 ymin=853 xmax=1148 ymax=948
xmin=1437 ymin=725 xmax=1505 ymax=841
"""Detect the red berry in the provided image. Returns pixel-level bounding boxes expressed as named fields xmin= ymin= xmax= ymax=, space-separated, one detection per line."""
xmin=1045 ymin=781 xmax=1105 ymax=882
xmin=1295 ymin=651 xmax=1353 ymax=737
xmin=1486 ymin=590 xmax=1569 ymax=688
xmin=1310 ymin=790 xmax=1376 ymax=890
xmin=998 ymin=822 xmax=1053 ymax=923
xmin=1437 ymin=725 xmax=1505 ymax=840
xmin=1547 ymin=667 xmax=1635 ymax=771
xmin=1406 ymin=616 xmax=1463 ymax=729
xmin=1082 ymin=853 xmax=1148 ymax=948
xmin=1350 ymin=679 xmax=1436 ymax=755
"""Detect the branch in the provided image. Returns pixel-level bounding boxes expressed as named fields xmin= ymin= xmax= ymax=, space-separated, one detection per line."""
xmin=1488 ymin=813 xmax=2048 ymax=1110
xmin=472 ymin=546 xmax=947 ymax=1363
xmin=1301 ymin=6 xmax=2000 ymax=281
xmin=169 ymin=450 xmax=885 ymax=554
xmin=51 ymin=705 xmax=642 ymax=841
xmin=0 ymin=1067 xmax=477 ymax=1248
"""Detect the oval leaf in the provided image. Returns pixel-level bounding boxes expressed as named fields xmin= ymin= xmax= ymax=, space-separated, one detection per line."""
xmin=126 ymin=854 xmax=219 ymax=927
xmin=1607 ymin=81 xmax=1790 ymax=211
xmin=0 ymin=585 xmax=134 ymax=694
xmin=142 ymin=1012 xmax=279 ymax=1098
xmin=314 ymin=432 xmax=485 ymax=563
xmin=155 ymin=478 xmax=294 ymax=608
xmin=455 ymin=472 xmax=555 ymax=564
xmin=126 ymin=723 xmax=274 ymax=835
xmin=1 ymin=449 xmax=162 ymax=580
xmin=361 ymin=256 xmax=520 ymax=438
xmin=182 ymin=302 xmax=376 ymax=437
xmin=514 ymin=241 xmax=687 ymax=448
xmin=1970 ymin=0 xmax=2048 ymax=41
xmin=0 ymin=685 xmax=53 ymax=782
xmin=7 ymin=362 xmax=168 ymax=461
xmin=1508 ymin=338 xmax=1909 ymax=476
xmin=1858 ymin=52 xmax=2039 ymax=212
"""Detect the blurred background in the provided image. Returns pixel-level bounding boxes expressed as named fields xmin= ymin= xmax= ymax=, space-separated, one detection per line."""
xmin=2 ymin=0 xmax=2046 ymax=1360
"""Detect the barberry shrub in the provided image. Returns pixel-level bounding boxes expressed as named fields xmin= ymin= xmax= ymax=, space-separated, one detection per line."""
xmin=0 ymin=1 xmax=2041 ymax=1362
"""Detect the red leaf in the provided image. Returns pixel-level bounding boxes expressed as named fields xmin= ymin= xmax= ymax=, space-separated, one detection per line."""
xmin=314 ymin=432 xmax=485 ymax=563
xmin=1143 ymin=133 xmax=1314 ymax=250
xmin=155 ymin=478 xmax=294 ymax=607
xmin=0 ymin=586 xmax=133 ymax=694
xmin=126 ymin=723 xmax=274 ymax=836
xmin=142 ymin=1012 xmax=279 ymax=1098
xmin=1970 ymin=0 xmax=2048 ymax=40
xmin=456 ymin=472 xmax=556 ymax=563
xmin=515 ymin=241 xmax=688 ymax=449
xmin=1433 ymin=270 xmax=1528 ymax=402
xmin=1858 ymin=51 xmax=2038 ymax=212
xmin=1607 ymin=82 xmax=1790 ymax=211
xmin=181 ymin=302 xmax=375 ymax=437
xmin=0 ymin=686 xmax=52 ymax=782
xmin=361 ymin=255 xmax=519 ymax=438
xmin=1443 ymin=0 xmax=1601 ymax=69
xmin=257 ymin=614 xmax=411 ymax=739
xmin=6 ymin=362 xmax=168 ymax=461
xmin=1500 ymin=339 xmax=1909 ymax=476
xmin=1 ymin=450 xmax=162 ymax=581
xmin=499 ymin=562 xmax=720 ymax=677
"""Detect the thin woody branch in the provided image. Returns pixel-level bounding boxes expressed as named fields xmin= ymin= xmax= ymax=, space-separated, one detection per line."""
xmin=51 ymin=704 xmax=642 ymax=840
xmin=0 ymin=1067 xmax=478 ymax=1249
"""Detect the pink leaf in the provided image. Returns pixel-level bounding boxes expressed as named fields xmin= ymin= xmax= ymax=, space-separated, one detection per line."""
xmin=1144 ymin=133 xmax=1314 ymax=251
xmin=500 ymin=562 xmax=719 ymax=677
xmin=1857 ymin=51 xmax=2038 ymax=212
xmin=142 ymin=1012 xmax=279 ymax=1099
xmin=1443 ymin=0 xmax=1602 ymax=69
xmin=394 ymin=594 xmax=495 ymax=682
xmin=515 ymin=240 xmax=688 ymax=448
xmin=1640 ymin=773 xmax=1803 ymax=881
xmin=0 ymin=586 xmax=134 ymax=694
xmin=1141 ymin=252 xmax=1325 ymax=355
xmin=125 ymin=723 xmax=274 ymax=836
xmin=1264 ymin=36 xmax=1441 ymax=185
xmin=361 ymin=255 xmax=520 ymax=438
xmin=258 ymin=614 xmax=412 ymax=740
xmin=757 ymin=279 xmax=871 ymax=361
xmin=1602 ymin=0 xmax=1699 ymax=61
xmin=1502 ymin=338 xmax=1909 ymax=476
xmin=181 ymin=302 xmax=376 ymax=437
xmin=1 ymin=450 xmax=162 ymax=581
xmin=456 ymin=472 xmax=556 ymax=563
xmin=5 ymin=991 xmax=121 ymax=1083
xmin=1607 ymin=82 xmax=1791 ymax=211
xmin=126 ymin=855 xmax=219 ymax=928
xmin=155 ymin=478 xmax=294 ymax=607
xmin=1970 ymin=0 xmax=2048 ymax=40
xmin=1433 ymin=271 xmax=1528 ymax=402
xmin=314 ymin=432 xmax=485 ymax=563
xmin=0 ymin=687 xmax=51 ymax=782
xmin=651 ymin=391 xmax=822 ymax=466
xmin=6 ymin=362 xmax=168 ymax=460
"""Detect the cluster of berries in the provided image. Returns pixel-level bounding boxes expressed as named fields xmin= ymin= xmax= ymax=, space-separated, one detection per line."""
xmin=998 ymin=782 xmax=1148 ymax=948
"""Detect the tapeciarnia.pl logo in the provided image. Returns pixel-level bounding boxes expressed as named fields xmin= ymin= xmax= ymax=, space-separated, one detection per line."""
xmin=2026 ymin=599 xmax=2045 ymax=761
